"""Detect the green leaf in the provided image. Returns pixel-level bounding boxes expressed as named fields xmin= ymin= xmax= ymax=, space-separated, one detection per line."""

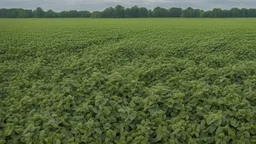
xmin=47 ymin=119 xmax=58 ymax=128
xmin=188 ymin=138 xmax=197 ymax=144
xmin=231 ymin=119 xmax=238 ymax=127
xmin=56 ymin=139 xmax=61 ymax=144
xmin=215 ymin=126 xmax=223 ymax=135
xmin=214 ymin=118 xmax=222 ymax=126
xmin=4 ymin=128 xmax=13 ymax=136
xmin=0 ymin=140 xmax=7 ymax=144
xmin=94 ymin=128 xmax=102 ymax=134
xmin=152 ymin=126 xmax=167 ymax=142
xmin=23 ymin=124 xmax=36 ymax=135
xmin=128 ymin=111 xmax=137 ymax=121
xmin=39 ymin=130 xmax=46 ymax=140
xmin=106 ymin=129 xmax=116 ymax=138
xmin=60 ymin=118 xmax=70 ymax=126
xmin=228 ymin=128 xmax=236 ymax=138
xmin=208 ymin=125 xmax=217 ymax=134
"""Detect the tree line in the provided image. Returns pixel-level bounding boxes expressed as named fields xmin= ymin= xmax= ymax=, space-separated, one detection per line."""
xmin=1 ymin=6 xmax=256 ymax=18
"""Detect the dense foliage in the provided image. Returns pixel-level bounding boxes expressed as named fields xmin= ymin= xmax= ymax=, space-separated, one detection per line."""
xmin=1 ymin=6 xmax=256 ymax=18
xmin=0 ymin=19 xmax=256 ymax=143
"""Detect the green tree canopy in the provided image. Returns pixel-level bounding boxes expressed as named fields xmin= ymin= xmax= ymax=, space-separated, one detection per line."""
xmin=114 ymin=5 xmax=125 ymax=18
xmin=1 ymin=6 xmax=256 ymax=18
xmin=33 ymin=7 xmax=44 ymax=18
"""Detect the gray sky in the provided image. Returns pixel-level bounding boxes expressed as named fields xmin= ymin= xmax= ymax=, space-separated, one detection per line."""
xmin=0 ymin=0 xmax=255 ymax=12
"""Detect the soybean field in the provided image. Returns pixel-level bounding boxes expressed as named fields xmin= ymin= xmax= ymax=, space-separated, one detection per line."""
xmin=0 ymin=19 xmax=256 ymax=143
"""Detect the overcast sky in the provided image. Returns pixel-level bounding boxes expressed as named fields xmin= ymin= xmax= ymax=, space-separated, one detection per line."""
xmin=0 ymin=0 xmax=255 ymax=12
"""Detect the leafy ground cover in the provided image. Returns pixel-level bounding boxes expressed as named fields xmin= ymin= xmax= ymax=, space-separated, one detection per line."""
xmin=0 ymin=18 xmax=256 ymax=143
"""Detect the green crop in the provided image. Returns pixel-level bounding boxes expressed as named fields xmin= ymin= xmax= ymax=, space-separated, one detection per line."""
xmin=0 ymin=18 xmax=256 ymax=143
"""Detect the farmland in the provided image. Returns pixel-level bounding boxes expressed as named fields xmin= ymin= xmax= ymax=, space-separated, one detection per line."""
xmin=0 ymin=18 xmax=256 ymax=143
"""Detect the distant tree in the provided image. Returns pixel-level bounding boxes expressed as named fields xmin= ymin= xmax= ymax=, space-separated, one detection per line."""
xmin=108 ymin=7 xmax=115 ymax=18
xmin=59 ymin=10 xmax=80 ymax=18
xmin=195 ymin=9 xmax=201 ymax=17
xmin=45 ymin=10 xmax=56 ymax=18
xmin=102 ymin=7 xmax=114 ymax=18
xmin=79 ymin=11 xmax=91 ymax=18
xmin=68 ymin=10 xmax=79 ymax=17
xmin=241 ymin=8 xmax=248 ymax=17
xmin=101 ymin=8 xmax=109 ymax=18
xmin=139 ymin=7 xmax=148 ymax=17
xmin=231 ymin=8 xmax=241 ymax=17
xmin=212 ymin=8 xmax=223 ymax=17
xmin=181 ymin=7 xmax=200 ymax=17
xmin=17 ymin=9 xmax=24 ymax=18
xmin=181 ymin=7 xmax=192 ymax=17
xmin=2 ymin=7 xmax=256 ymax=18
xmin=91 ymin=11 xmax=102 ymax=18
xmin=148 ymin=10 xmax=153 ymax=17
xmin=59 ymin=11 xmax=66 ymax=17
xmin=203 ymin=10 xmax=212 ymax=17
xmin=26 ymin=10 xmax=34 ymax=18
xmin=168 ymin=7 xmax=182 ymax=17
xmin=34 ymin=7 xmax=44 ymax=18
xmin=152 ymin=7 xmax=168 ymax=17
xmin=200 ymin=10 xmax=205 ymax=18
xmin=131 ymin=6 xmax=140 ymax=18
xmin=0 ymin=9 xmax=6 ymax=18
xmin=16 ymin=9 xmax=33 ymax=18
xmin=125 ymin=8 xmax=132 ymax=18
xmin=8 ymin=9 xmax=19 ymax=18
xmin=114 ymin=5 xmax=125 ymax=18
xmin=222 ymin=10 xmax=231 ymax=17
xmin=248 ymin=9 xmax=256 ymax=17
